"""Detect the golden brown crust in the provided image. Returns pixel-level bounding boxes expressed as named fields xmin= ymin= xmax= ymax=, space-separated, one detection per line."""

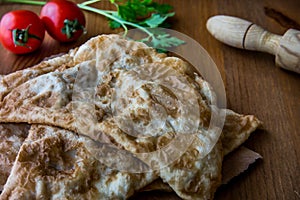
xmin=0 ymin=125 xmax=158 ymax=200
xmin=158 ymin=139 xmax=223 ymax=200
xmin=0 ymin=34 xmax=262 ymax=199
xmin=0 ymin=50 xmax=78 ymax=102
xmin=140 ymin=111 xmax=262 ymax=195
xmin=221 ymin=109 xmax=262 ymax=155
xmin=0 ymin=123 xmax=30 ymax=191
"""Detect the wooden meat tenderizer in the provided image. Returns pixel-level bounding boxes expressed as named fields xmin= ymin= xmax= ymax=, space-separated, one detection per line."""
xmin=206 ymin=15 xmax=300 ymax=74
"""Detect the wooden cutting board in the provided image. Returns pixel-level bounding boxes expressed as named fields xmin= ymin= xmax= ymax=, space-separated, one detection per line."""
xmin=0 ymin=0 xmax=299 ymax=199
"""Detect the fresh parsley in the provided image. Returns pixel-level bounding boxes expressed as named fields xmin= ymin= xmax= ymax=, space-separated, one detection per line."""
xmin=3 ymin=0 xmax=185 ymax=51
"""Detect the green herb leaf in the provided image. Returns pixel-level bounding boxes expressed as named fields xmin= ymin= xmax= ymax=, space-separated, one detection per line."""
xmin=152 ymin=33 xmax=185 ymax=50
xmin=139 ymin=32 xmax=185 ymax=52
xmin=116 ymin=0 xmax=173 ymax=24
xmin=108 ymin=20 xmax=122 ymax=29
xmin=118 ymin=3 xmax=140 ymax=22
xmin=143 ymin=12 xmax=174 ymax=28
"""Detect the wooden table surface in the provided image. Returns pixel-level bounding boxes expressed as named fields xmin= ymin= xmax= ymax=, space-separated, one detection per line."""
xmin=0 ymin=0 xmax=299 ymax=200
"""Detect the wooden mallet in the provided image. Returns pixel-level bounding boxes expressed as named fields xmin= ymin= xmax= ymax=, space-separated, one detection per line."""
xmin=206 ymin=15 xmax=300 ymax=74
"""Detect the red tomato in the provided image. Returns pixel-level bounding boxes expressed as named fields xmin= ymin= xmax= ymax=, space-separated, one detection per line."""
xmin=40 ymin=0 xmax=86 ymax=42
xmin=0 ymin=10 xmax=45 ymax=54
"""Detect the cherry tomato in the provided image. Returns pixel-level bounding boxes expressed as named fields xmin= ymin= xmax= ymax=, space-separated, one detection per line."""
xmin=40 ymin=0 xmax=86 ymax=42
xmin=0 ymin=10 xmax=45 ymax=54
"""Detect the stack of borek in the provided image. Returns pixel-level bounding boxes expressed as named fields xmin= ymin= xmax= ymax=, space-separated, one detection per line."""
xmin=0 ymin=35 xmax=261 ymax=200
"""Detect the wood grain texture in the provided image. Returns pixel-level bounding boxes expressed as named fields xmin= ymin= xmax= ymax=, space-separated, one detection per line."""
xmin=264 ymin=0 xmax=300 ymax=30
xmin=0 ymin=0 xmax=299 ymax=200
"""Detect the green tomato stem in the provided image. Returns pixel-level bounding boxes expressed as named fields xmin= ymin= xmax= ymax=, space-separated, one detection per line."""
xmin=62 ymin=19 xmax=85 ymax=39
xmin=12 ymin=24 xmax=41 ymax=48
